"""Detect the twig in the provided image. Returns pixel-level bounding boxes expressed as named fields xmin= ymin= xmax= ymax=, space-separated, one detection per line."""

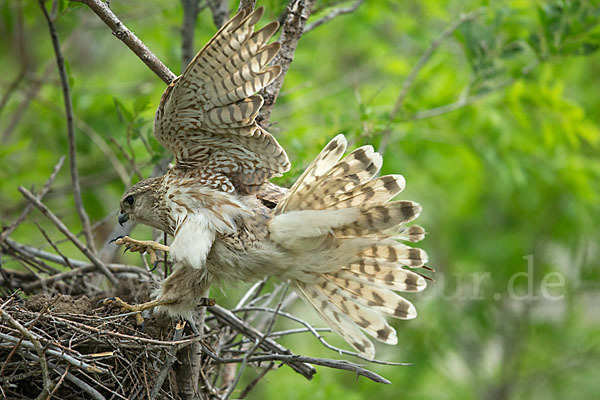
xmin=34 ymin=222 xmax=75 ymax=271
xmin=46 ymin=364 xmax=70 ymax=400
xmin=17 ymin=187 xmax=119 ymax=285
xmin=304 ymin=0 xmax=364 ymax=33
xmin=0 ymin=309 xmax=53 ymax=397
xmin=198 ymin=342 xmax=391 ymax=384
xmin=150 ymin=322 xmax=185 ymax=399
xmin=223 ymin=287 xmax=288 ymax=399
xmin=238 ymin=361 xmax=274 ymax=399
xmin=3 ymin=238 xmax=149 ymax=278
xmin=70 ymin=0 xmax=176 ymax=84
xmin=237 ymin=0 xmax=256 ymax=15
xmin=209 ymin=304 xmax=316 ymax=379
xmin=38 ymin=0 xmax=97 ymax=254
xmin=393 ymin=8 xmax=486 ymax=117
xmin=0 ymin=156 xmax=65 ymax=244
xmin=257 ymin=0 xmax=317 ymax=127
xmin=0 ymin=332 xmax=109 ymax=374
xmin=409 ymin=64 xmax=536 ymax=121
xmin=233 ymin=306 xmax=408 ymax=365
xmin=1 ymin=63 xmax=54 ymax=142
xmin=378 ymin=7 xmax=486 ymax=154
xmin=27 ymin=352 xmax=107 ymax=400
xmin=0 ymin=70 xmax=26 ymax=118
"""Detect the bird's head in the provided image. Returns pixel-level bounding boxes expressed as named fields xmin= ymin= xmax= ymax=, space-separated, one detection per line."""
xmin=118 ymin=177 xmax=168 ymax=231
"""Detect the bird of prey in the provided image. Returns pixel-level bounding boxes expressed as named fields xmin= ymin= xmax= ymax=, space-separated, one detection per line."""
xmin=110 ymin=7 xmax=429 ymax=359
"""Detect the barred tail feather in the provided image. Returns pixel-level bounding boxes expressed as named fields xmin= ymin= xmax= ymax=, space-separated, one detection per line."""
xmin=271 ymin=135 xmax=430 ymax=357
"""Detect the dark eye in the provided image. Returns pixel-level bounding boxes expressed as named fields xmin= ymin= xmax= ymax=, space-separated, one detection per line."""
xmin=125 ymin=195 xmax=134 ymax=206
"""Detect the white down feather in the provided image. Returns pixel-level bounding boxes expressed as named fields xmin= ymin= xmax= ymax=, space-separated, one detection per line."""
xmin=269 ymin=208 xmax=360 ymax=249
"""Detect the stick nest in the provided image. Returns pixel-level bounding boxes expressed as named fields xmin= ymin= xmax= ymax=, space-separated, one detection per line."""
xmin=0 ymin=291 xmax=184 ymax=399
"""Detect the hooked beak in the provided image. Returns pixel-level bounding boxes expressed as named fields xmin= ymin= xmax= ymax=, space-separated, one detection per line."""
xmin=118 ymin=213 xmax=129 ymax=226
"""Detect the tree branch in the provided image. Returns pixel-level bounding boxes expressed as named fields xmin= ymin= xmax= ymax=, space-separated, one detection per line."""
xmin=209 ymin=304 xmax=316 ymax=380
xmin=257 ymin=0 xmax=317 ymax=127
xmin=378 ymin=7 xmax=486 ymax=154
xmin=17 ymin=187 xmax=118 ymax=285
xmin=38 ymin=0 xmax=97 ymax=254
xmin=0 ymin=156 xmax=65 ymax=244
xmin=71 ymin=0 xmax=176 ymax=84
xmin=304 ymin=0 xmax=364 ymax=33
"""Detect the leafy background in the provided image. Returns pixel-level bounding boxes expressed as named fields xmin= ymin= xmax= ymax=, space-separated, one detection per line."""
xmin=1 ymin=0 xmax=599 ymax=399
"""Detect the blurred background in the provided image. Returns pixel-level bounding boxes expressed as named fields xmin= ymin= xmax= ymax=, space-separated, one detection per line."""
xmin=1 ymin=0 xmax=599 ymax=399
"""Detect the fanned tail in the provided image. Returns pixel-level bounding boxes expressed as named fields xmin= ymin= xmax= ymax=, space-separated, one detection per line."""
xmin=270 ymin=135 xmax=429 ymax=358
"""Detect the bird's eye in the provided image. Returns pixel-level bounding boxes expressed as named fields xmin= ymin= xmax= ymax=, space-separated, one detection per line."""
xmin=125 ymin=195 xmax=134 ymax=206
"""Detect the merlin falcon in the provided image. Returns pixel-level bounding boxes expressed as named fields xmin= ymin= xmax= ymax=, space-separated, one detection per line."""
xmin=111 ymin=7 xmax=429 ymax=359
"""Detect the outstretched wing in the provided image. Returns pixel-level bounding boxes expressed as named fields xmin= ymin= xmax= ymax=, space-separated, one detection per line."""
xmin=154 ymin=7 xmax=290 ymax=191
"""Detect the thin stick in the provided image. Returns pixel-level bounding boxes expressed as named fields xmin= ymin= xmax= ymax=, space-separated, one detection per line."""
xmin=0 ymin=309 xmax=53 ymax=397
xmin=0 ymin=156 xmax=65 ymax=244
xmin=209 ymin=304 xmax=316 ymax=379
xmin=238 ymin=361 xmax=274 ymax=399
xmin=224 ymin=287 xmax=288 ymax=399
xmin=26 ymin=353 xmax=107 ymax=400
xmin=393 ymin=8 xmax=486 ymax=117
xmin=304 ymin=0 xmax=364 ymax=33
xmin=38 ymin=0 xmax=97 ymax=254
xmin=45 ymin=364 xmax=70 ymax=400
xmin=0 ymin=332 xmax=110 ymax=374
xmin=150 ymin=322 xmax=185 ymax=399
xmin=17 ymin=187 xmax=118 ymax=285
xmin=71 ymin=0 xmax=176 ymax=84
xmin=378 ymin=8 xmax=486 ymax=154
xmin=233 ymin=306 xmax=408 ymax=366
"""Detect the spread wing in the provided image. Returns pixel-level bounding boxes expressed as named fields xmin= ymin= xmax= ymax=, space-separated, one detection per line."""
xmin=154 ymin=7 xmax=290 ymax=191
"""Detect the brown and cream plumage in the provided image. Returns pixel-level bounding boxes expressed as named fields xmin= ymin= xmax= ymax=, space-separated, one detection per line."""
xmin=113 ymin=7 xmax=429 ymax=359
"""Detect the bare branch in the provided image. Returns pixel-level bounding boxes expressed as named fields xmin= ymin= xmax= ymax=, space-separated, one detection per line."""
xmin=0 ymin=309 xmax=53 ymax=397
xmin=38 ymin=0 xmax=97 ymax=254
xmin=71 ymin=0 xmax=177 ymax=84
xmin=257 ymin=0 xmax=317 ymax=127
xmin=237 ymin=0 xmax=256 ymax=15
xmin=410 ymin=60 xmax=538 ymax=121
xmin=223 ymin=287 xmax=288 ymax=399
xmin=209 ymin=304 xmax=317 ymax=379
xmin=17 ymin=186 xmax=119 ymax=285
xmin=304 ymin=0 xmax=364 ymax=33
xmin=150 ymin=322 xmax=184 ymax=399
xmin=1 ymin=156 xmax=65 ymax=244
xmin=378 ymin=8 xmax=486 ymax=154
xmin=392 ymin=8 xmax=486 ymax=117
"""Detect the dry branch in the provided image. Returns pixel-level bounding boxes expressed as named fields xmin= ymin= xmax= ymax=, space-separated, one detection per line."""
xmin=378 ymin=7 xmax=486 ymax=154
xmin=70 ymin=0 xmax=176 ymax=84
xmin=17 ymin=187 xmax=118 ymax=285
xmin=304 ymin=0 xmax=364 ymax=32
xmin=0 ymin=156 xmax=64 ymax=244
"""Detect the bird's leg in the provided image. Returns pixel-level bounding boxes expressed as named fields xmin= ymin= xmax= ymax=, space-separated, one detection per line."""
xmin=112 ymin=236 xmax=170 ymax=265
xmin=102 ymin=297 xmax=216 ymax=326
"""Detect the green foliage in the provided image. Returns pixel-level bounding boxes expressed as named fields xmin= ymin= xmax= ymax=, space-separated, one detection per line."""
xmin=1 ymin=0 xmax=599 ymax=399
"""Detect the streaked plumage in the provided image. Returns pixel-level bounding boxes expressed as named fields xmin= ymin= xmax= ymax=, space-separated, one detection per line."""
xmin=115 ymin=7 xmax=429 ymax=359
